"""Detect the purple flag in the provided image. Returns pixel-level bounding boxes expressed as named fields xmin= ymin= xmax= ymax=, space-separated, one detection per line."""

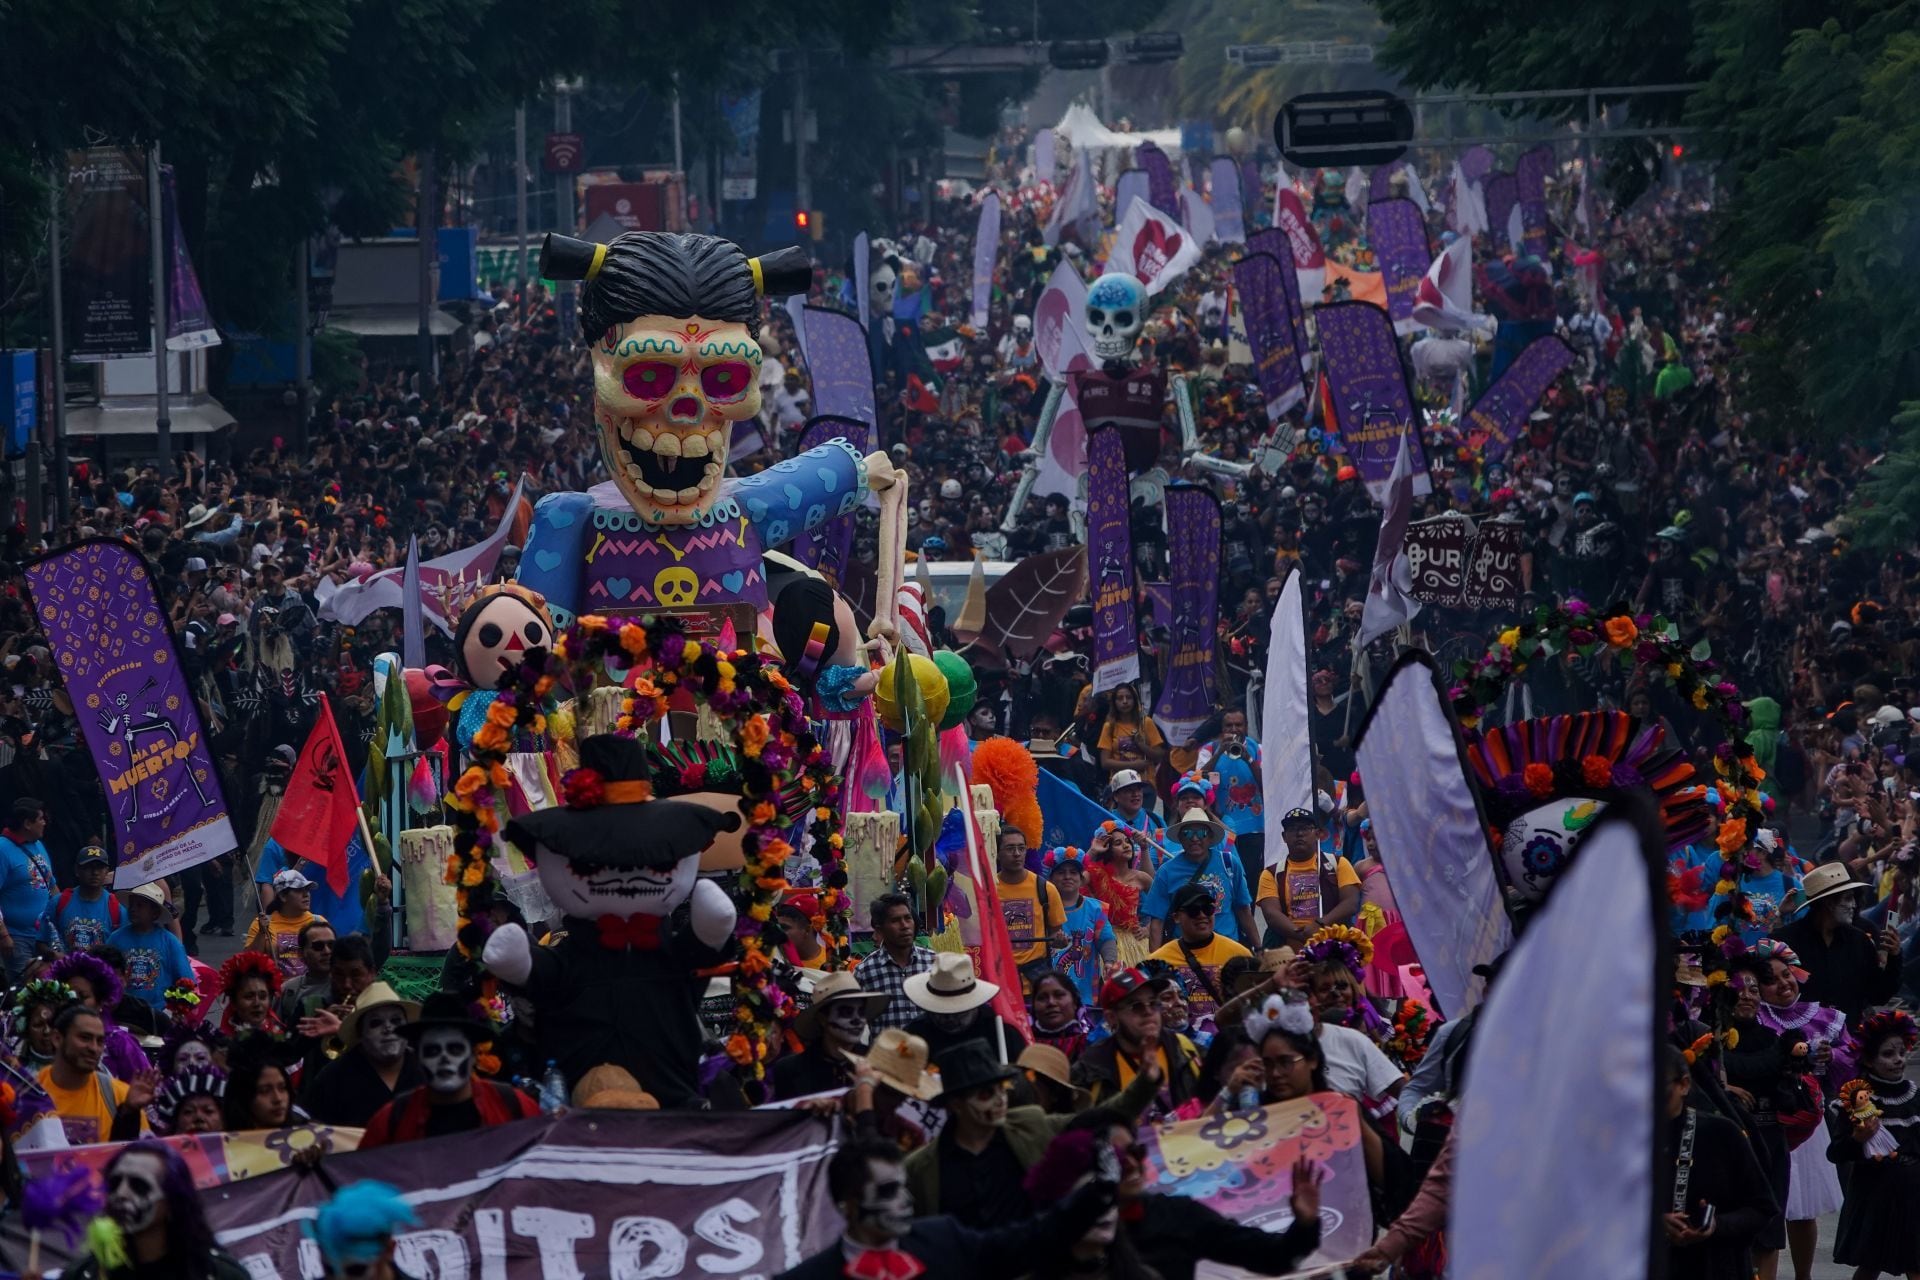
xmin=788 ymin=415 xmax=863 ymax=587
xmin=1087 ymin=428 xmax=1139 ymax=694
xmin=970 ymin=191 xmax=1001 ymax=330
xmin=799 ymin=304 xmax=875 ymax=451
xmin=1367 ymin=198 xmax=1431 ymax=335
xmin=1470 ymin=335 xmax=1577 ymax=461
xmin=1152 ymin=486 xmax=1220 ymax=744
xmin=1458 ymin=145 xmax=1495 ymax=185
xmin=1484 ymin=172 xmax=1518 ymax=251
xmin=161 ymin=167 xmax=218 ymax=352
xmin=1516 ymin=145 xmax=1554 ymax=260
xmin=1353 ymin=653 xmax=1509 ymax=1019
xmin=26 ymin=540 xmax=237 ymax=887
xmin=1249 ymin=229 xmax=1311 ymax=372
xmin=1231 ymin=252 xmax=1305 ymax=418
xmin=1113 ymin=170 xmax=1151 ymax=226
xmin=1367 ymin=161 xmax=1411 ymax=205
xmin=1136 ymin=142 xmax=1178 ymax=218
xmin=1315 ymin=301 xmax=1431 ymax=503
xmin=1240 ymin=156 xmax=1264 ymax=228
xmin=1208 ymin=157 xmax=1246 ymax=243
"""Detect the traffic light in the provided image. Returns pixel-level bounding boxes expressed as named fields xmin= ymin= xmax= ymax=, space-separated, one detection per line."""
xmin=1048 ymin=39 xmax=1109 ymax=71
xmin=1275 ymin=91 xmax=1413 ymax=168
xmin=1670 ymin=143 xmax=1685 ymax=159
xmin=1122 ymin=33 xmax=1183 ymax=64
xmin=794 ymin=209 xmax=810 ymax=232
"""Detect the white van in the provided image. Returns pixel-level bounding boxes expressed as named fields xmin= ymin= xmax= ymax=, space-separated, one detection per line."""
xmin=912 ymin=559 xmax=1019 ymax=621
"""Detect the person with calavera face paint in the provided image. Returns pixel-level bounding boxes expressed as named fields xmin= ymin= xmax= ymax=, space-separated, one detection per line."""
xmin=57 ymin=1140 xmax=251 ymax=1279
xmin=358 ymin=993 xmax=537 ymax=1149
xmin=773 ymin=1135 xmax=1124 ymax=1280
xmin=300 ymin=982 xmax=424 ymax=1129
xmin=516 ymin=231 xmax=900 ymax=648
xmin=771 ymin=971 xmax=889 ymax=1101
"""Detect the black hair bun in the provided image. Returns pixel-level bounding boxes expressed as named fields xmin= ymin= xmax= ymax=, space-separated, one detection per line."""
xmin=539 ymin=233 xmax=599 ymax=282
xmin=755 ymin=245 xmax=813 ymax=299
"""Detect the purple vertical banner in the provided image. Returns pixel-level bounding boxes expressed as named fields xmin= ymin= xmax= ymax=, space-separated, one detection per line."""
xmin=1250 ymin=229 xmax=1311 ymax=373
xmin=1153 ymin=486 xmax=1220 ymax=745
xmin=1368 ymin=198 xmax=1432 ymax=335
xmin=1516 ymin=145 xmax=1554 ymax=260
xmin=971 ymin=191 xmax=1001 ymax=330
xmin=26 ymin=540 xmax=237 ymax=888
xmin=1484 ymin=172 xmax=1518 ymax=251
xmin=799 ymin=304 xmax=876 ymax=451
xmin=1240 ymin=156 xmax=1264 ymax=228
xmin=1087 ymin=427 xmax=1139 ymax=694
xmin=1136 ymin=142 xmax=1179 ymax=218
xmin=1469 ymin=335 xmax=1577 ymax=462
xmin=161 ymin=167 xmax=219 ymax=352
xmin=1208 ymin=157 xmax=1246 ymax=243
xmin=1231 ymin=252 xmax=1305 ymax=418
xmin=1458 ymin=146 xmax=1495 ymax=185
xmin=1113 ymin=170 xmax=1151 ymax=226
xmin=1315 ymin=301 xmax=1432 ymax=504
xmin=1368 ymin=161 xmax=1411 ymax=205
xmin=787 ymin=415 xmax=864 ymax=586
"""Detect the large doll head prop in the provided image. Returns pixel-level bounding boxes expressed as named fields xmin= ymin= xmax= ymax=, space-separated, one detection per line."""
xmin=504 ymin=734 xmax=742 ymax=920
xmin=645 ymin=739 xmax=811 ymax=872
xmin=541 ymin=231 xmax=812 ymax=528
xmin=771 ymin=575 xmax=877 ymax=714
xmin=452 ymin=584 xmax=554 ymax=691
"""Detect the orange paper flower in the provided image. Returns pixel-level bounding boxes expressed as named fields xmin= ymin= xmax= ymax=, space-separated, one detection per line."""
xmin=1522 ymin=763 xmax=1556 ymax=798
xmin=1715 ymin=818 xmax=1748 ymax=854
xmin=1603 ymin=616 xmax=1638 ymax=648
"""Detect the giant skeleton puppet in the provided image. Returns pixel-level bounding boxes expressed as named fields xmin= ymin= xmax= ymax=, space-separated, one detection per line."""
xmin=518 ymin=232 xmax=899 ymax=643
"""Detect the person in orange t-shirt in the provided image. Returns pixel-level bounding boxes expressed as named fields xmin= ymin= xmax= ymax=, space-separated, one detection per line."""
xmin=997 ymin=827 xmax=1066 ymax=977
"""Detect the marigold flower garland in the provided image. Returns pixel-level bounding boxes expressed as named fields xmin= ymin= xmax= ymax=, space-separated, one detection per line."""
xmin=439 ymin=611 xmax=850 ymax=1087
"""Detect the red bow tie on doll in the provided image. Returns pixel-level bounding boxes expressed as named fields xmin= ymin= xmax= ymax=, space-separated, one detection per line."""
xmin=844 ymin=1249 xmax=926 ymax=1280
xmin=596 ymin=914 xmax=664 ymax=951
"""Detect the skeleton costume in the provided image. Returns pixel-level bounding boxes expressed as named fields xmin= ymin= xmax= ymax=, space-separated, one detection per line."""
xmin=358 ymin=993 xmax=538 ymax=1148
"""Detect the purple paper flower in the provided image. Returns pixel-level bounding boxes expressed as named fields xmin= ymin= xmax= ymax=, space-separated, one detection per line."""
xmin=23 ymin=1168 xmax=104 ymax=1245
xmin=1568 ymin=628 xmax=1596 ymax=646
xmin=1564 ymin=599 xmax=1591 ymax=616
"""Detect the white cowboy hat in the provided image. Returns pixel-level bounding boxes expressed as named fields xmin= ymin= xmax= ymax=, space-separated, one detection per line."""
xmin=1799 ymin=861 xmax=1871 ymax=910
xmin=904 ymin=952 xmax=998 ymax=1015
xmin=795 ymin=971 xmax=889 ymax=1039
xmin=1171 ymin=806 xmax=1226 ymax=847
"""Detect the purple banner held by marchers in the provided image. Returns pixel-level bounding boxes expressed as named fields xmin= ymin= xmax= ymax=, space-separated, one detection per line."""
xmin=1470 ymin=334 xmax=1577 ymax=462
xmin=1153 ymin=486 xmax=1221 ymax=744
xmin=787 ymin=415 xmax=865 ymax=586
xmin=1113 ymin=170 xmax=1151 ymax=227
xmin=205 ymin=1109 xmax=839 ymax=1278
xmin=1368 ymin=197 xmax=1431 ymax=335
xmin=1087 ymin=428 xmax=1139 ymax=694
xmin=1368 ymin=161 xmax=1410 ymax=205
xmin=1516 ymin=145 xmax=1554 ymax=261
xmin=1231 ymin=252 xmax=1305 ymax=418
xmin=1484 ymin=172 xmax=1518 ymax=251
xmin=970 ymin=191 xmax=1001 ymax=330
xmin=1249 ymin=229 xmax=1311 ymax=372
xmin=1315 ymin=301 xmax=1433 ymax=504
xmin=1136 ymin=142 xmax=1178 ymax=219
xmin=1208 ymin=157 xmax=1246 ymax=244
xmin=1459 ymin=146 xmax=1495 ymax=185
xmin=800 ymin=304 xmax=876 ymax=452
xmin=26 ymin=540 xmax=237 ymax=888
xmin=161 ymin=167 xmax=218 ymax=352
xmin=1240 ymin=156 xmax=1264 ymax=228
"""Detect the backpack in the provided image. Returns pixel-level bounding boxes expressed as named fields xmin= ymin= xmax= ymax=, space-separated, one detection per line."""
xmin=56 ymin=889 xmax=122 ymax=933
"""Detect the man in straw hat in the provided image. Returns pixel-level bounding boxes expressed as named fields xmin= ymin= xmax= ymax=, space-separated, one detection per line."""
xmin=1142 ymin=804 xmax=1257 ymax=951
xmin=300 ymin=981 xmax=422 ymax=1128
xmin=773 ymin=972 xmax=890 ymax=1102
xmin=359 ymin=993 xmax=538 ymax=1148
xmin=903 ymin=953 xmax=1029 ymax=1065
xmin=1772 ymin=861 xmax=1900 ymax=1018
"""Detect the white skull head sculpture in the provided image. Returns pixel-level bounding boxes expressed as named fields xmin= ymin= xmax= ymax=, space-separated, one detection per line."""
xmin=1497 ymin=796 xmax=1606 ymax=905
xmin=870 ymin=256 xmax=900 ymax=319
xmin=1086 ymin=273 xmax=1147 ymax=363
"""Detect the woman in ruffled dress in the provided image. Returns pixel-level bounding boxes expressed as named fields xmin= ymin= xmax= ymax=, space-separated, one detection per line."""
xmin=1088 ymin=824 xmax=1153 ymax=969
xmin=1827 ymin=1009 xmax=1920 ymax=1280
xmin=1751 ymin=940 xmax=1851 ymax=1280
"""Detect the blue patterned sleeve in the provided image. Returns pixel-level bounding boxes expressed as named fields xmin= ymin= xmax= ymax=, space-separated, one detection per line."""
xmin=728 ymin=439 xmax=867 ymax=552
xmin=517 ymin=491 xmax=593 ymax=626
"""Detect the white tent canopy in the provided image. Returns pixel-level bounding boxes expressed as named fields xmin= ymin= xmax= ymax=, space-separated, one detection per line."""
xmin=1052 ymin=103 xmax=1182 ymax=158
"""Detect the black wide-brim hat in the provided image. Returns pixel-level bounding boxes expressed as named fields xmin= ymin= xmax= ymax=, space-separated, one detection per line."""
xmin=503 ymin=734 xmax=743 ymax=868
xmin=931 ymin=1041 xmax=1020 ymax=1101
xmin=399 ymin=992 xmax=493 ymax=1046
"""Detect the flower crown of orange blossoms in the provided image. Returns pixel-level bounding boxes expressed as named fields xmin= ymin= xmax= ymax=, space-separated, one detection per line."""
xmin=441 ymin=610 xmax=847 ymax=1088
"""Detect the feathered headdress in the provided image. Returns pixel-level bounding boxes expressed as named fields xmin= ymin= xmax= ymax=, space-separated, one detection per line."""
xmin=48 ymin=952 xmax=123 ymax=1011
xmin=218 ymin=950 xmax=284 ymax=999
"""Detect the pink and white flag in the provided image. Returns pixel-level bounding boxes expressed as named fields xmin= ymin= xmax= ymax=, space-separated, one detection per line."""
xmin=1109 ymin=197 xmax=1202 ymax=294
xmin=1357 ymin=427 xmax=1421 ymax=647
xmin=320 ymin=478 xmax=526 ymax=631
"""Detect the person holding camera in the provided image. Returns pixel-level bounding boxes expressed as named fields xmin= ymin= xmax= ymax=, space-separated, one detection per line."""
xmin=1195 ymin=710 xmax=1267 ymax=890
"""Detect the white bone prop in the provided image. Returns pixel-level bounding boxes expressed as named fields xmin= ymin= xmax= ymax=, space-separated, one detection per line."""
xmin=689 ymin=877 xmax=738 ymax=949
xmin=869 ymin=465 xmax=909 ymax=648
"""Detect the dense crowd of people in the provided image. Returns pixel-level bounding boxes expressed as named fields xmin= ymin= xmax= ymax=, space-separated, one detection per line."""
xmin=0 ymin=119 xmax=1914 ymax=1279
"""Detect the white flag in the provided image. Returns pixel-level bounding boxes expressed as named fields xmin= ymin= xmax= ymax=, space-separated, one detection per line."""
xmin=322 ymin=478 xmax=526 ymax=631
xmin=1357 ymin=427 xmax=1422 ymax=647
xmin=1179 ymin=184 xmax=1216 ymax=245
xmin=1110 ymin=197 xmax=1202 ymax=294
xmin=1260 ymin=571 xmax=1312 ymax=864
xmin=1411 ymin=237 xmax=1494 ymax=336
xmin=1043 ymin=148 xmax=1097 ymax=247
xmin=1449 ymin=162 xmax=1489 ymax=237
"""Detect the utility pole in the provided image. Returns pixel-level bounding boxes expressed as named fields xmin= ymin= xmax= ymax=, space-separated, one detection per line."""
xmin=416 ymin=147 xmax=437 ymax=388
xmin=515 ymin=102 xmax=530 ymax=314
xmin=47 ymin=180 xmax=68 ymax=529
xmin=295 ymin=238 xmax=311 ymax=451
xmin=147 ymin=144 xmax=171 ymax=476
xmin=555 ymin=86 xmax=575 ymax=233
xmin=793 ymin=54 xmax=810 ymax=225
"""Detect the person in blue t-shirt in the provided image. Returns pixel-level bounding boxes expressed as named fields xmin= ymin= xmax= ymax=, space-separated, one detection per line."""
xmin=1042 ymin=848 xmax=1117 ymax=1004
xmin=105 ymin=883 xmax=195 ymax=1011
xmin=1195 ymin=710 xmax=1267 ymax=887
xmin=52 ymin=845 xmax=125 ymax=954
xmin=0 ymin=799 xmax=56 ymax=982
xmin=1142 ymin=806 xmax=1257 ymax=950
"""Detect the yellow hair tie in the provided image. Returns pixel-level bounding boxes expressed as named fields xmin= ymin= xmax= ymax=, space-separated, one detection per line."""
xmin=748 ymin=256 xmax=765 ymax=296
xmin=586 ymin=242 xmax=608 ymax=281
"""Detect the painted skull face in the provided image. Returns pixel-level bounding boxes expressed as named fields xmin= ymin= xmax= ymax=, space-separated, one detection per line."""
xmin=172 ymin=1038 xmax=215 ymax=1072
xmin=1086 ymin=273 xmax=1147 ymax=362
xmin=593 ymin=314 xmax=762 ymax=526
xmin=869 ymin=261 xmax=898 ymax=317
xmin=107 ymin=1151 xmax=168 ymax=1234
xmin=1498 ymin=797 xmax=1606 ymax=904
xmin=534 ymin=842 xmax=700 ymax=920
xmin=953 ymin=1082 xmax=1009 ymax=1130
xmin=360 ymin=1006 xmax=409 ymax=1065
xmin=857 ymin=1158 xmax=915 ymax=1239
xmin=455 ymin=588 xmax=554 ymax=691
xmin=823 ymin=999 xmax=871 ymax=1048
xmin=418 ymin=1027 xmax=475 ymax=1094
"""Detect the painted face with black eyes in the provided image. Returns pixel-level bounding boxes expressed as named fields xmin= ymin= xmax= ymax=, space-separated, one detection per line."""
xmin=592 ymin=314 xmax=763 ymax=526
xmin=454 ymin=587 xmax=555 ymax=691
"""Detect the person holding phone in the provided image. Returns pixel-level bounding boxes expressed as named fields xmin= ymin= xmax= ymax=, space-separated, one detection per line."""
xmin=1660 ymin=1044 xmax=1778 ymax=1280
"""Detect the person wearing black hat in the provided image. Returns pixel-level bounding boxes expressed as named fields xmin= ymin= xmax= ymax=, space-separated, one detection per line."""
xmin=358 ymin=993 xmax=537 ymax=1148
xmin=1256 ymin=807 xmax=1360 ymax=950
xmin=900 ymin=1038 xmax=1156 ymax=1228
xmin=482 ymin=734 xmax=744 ymax=1108
xmin=1148 ymin=883 xmax=1252 ymax=1029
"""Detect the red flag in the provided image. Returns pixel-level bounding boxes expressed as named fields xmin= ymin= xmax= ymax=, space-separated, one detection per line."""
xmin=959 ymin=799 xmax=1034 ymax=1043
xmin=269 ymin=693 xmax=360 ymax=894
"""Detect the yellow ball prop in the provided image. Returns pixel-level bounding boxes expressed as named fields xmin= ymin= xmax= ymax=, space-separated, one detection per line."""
xmin=874 ymin=653 xmax=950 ymax=732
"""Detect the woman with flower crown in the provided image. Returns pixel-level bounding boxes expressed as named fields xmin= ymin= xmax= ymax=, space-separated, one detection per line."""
xmin=1828 ymin=1008 xmax=1920 ymax=1278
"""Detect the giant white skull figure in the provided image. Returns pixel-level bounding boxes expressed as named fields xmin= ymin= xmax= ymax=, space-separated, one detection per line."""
xmin=1497 ymin=797 xmax=1605 ymax=905
xmin=1086 ymin=273 xmax=1148 ymax=364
